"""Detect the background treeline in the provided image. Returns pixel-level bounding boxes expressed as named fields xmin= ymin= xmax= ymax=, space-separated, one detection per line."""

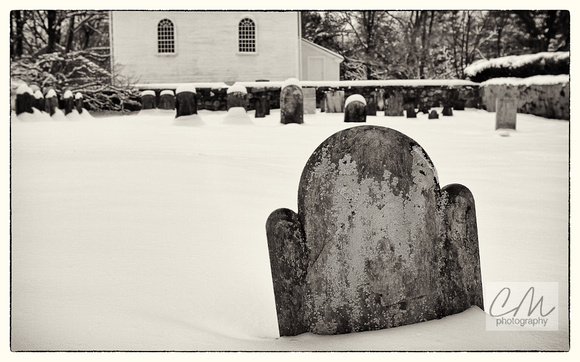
xmin=10 ymin=10 xmax=570 ymax=111
xmin=301 ymin=10 xmax=569 ymax=80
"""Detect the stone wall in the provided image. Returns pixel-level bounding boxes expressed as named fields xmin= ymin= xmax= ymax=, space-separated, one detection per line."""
xmin=481 ymin=82 xmax=569 ymax=120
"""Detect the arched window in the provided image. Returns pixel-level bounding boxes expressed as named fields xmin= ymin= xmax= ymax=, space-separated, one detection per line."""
xmin=238 ymin=18 xmax=256 ymax=53
xmin=157 ymin=19 xmax=175 ymax=53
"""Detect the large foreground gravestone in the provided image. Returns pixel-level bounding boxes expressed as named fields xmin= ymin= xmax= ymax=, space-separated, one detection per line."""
xmin=266 ymin=126 xmax=483 ymax=336
xmin=344 ymin=95 xmax=367 ymax=123
xmin=280 ymin=79 xmax=303 ymax=125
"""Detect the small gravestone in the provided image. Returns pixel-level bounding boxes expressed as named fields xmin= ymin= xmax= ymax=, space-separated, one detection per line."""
xmin=280 ymin=78 xmax=303 ymax=125
xmin=385 ymin=93 xmax=404 ymax=116
xmin=141 ymin=90 xmax=157 ymax=110
xmin=45 ymin=89 xmax=58 ymax=116
xmin=63 ymin=90 xmax=74 ymax=115
xmin=15 ymin=83 xmax=33 ymax=115
xmin=253 ymin=87 xmax=269 ymax=118
xmin=175 ymin=84 xmax=198 ymax=118
xmin=365 ymin=91 xmax=377 ymax=116
xmin=303 ymin=88 xmax=316 ymax=115
xmin=428 ymin=110 xmax=439 ymax=119
xmin=266 ymin=126 xmax=483 ymax=336
xmin=376 ymin=89 xmax=385 ymax=111
xmin=344 ymin=95 xmax=367 ymax=123
xmin=405 ymin=105 xmax=417 ymax=118
xmin=495 ymin=97 xmax=517 ymax=130
xmin=453 ymin=99 xmax=466 ymax=111
xmin=442 ymin=106 xmax=453 ymax=116
xmin=159 ymin=90 xmax=175 ymax=110
xmin=227 ymin=84 xmax=248 ymax=111
xmin=33 ymin=90 xmax=45 ymax=111
xmin=74 ymin=93 xmax=84 ymax=114
xmin=324 ymin=90 xmax=345 ymax=113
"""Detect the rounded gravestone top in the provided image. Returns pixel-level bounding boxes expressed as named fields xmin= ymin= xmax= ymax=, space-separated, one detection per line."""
xmin=34 ymin=90 xmax=44 ymax=99
xmin=160 ymin=90 xmax=174 ymax=96
xmin=282 ymin=78 xmax=302 ymax=89
xmin=176 ymin=84 xmax=197 ymax=94
xmin=141 ymin=90 xmax=156 ymax=97
xmin=345 ymin=94 xmax=367 ymax=107
xmin=46 ymin=89 xmax=57 ymax=98
xmin=75 ymin=92 xmax=83 ymax=99
xmin=16 ymin=83 xmax=32 ymax=95
xmin=227 ymin=84 xmax=248 ymax=94
xmin=63 ymin=90 xmax=73 ymax=99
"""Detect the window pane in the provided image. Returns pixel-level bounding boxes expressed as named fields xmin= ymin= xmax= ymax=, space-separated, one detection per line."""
xmin=158 ymin=19 xmax=175 ymax=53
xmin=238 ymin=18 xmax=255 ymax=52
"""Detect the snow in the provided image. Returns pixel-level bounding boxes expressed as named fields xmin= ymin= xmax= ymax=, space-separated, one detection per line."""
xmin=176 ymin=84 xmax=197 ymax=94
xmin=16 ymin=83 xmax=32 ymax=95
xmin=345 ymin=94 xmax=366 ymax=107
xmin=141 ymin=90 xmax=156 ymax=97
xmin=10 ymin=107 xmax=570 ymax=352
xmin=222 ymin=107 xmax=253 ymax=125
xmin=46 ymin=89 xmax=57 ymax=98
xmin=464 ymin=51 xmax=569 ymax=77
xmin=63 ymin=90 xmax=73 ymax=98
xmin=75 ymin=92 xmax=83 ymax=99
xmin=282 ymin=78 xmax=302 ymax=89
xmin=481 ymin=74 xmax=570 ymax=86
xmin=33 ymin=90 xmax=43 ymax=99
xmin=226 ymin=84 xmax=248 ymax=94
xmin=160 ymin=90 xmax=174 ymax=96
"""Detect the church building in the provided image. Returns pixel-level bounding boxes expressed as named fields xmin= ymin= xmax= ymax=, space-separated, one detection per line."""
xmin=109 ymin=11 xmax=344 ymax=86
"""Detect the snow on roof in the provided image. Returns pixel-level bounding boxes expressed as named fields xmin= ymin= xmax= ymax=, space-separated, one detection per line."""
xmin=227 ymin=83 xmax=248 ymax=94
xmin=46 ymin=89 xmax=57 ymax=98
xmin=141 ymin=90 xmax=156 ymax=97
xmin=176 ymin=84 xmax=197 ymax=94
xmin=464 ymin=51 xmax=569 ymax=77
xmin=282 ymin=78 xmax=302 ymax=89
xmin=345 ymin=94 xmax=366 ymax=107
xmin=481 ymin=74 xmax=570 ymax=86
xmin=16 ymin=83 xmax=32 ymax=95
xmin=160 ymin=90 xmax=174 ymax=96
xmin=64 ymin=90 xmax=73 ymax=98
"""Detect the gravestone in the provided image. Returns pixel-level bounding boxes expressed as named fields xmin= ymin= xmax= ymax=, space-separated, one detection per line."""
xmin=253 ymin=88 xmax=270 ymax=118
xmin=442 ymin=106 xmax=453 ymax=116
xmin=227 ymin=84 xmax=248 ymax=111
xmin=159 ymin=90 xmax=175 ymax=110
xmin=74 ymin=93 xmax=84 ymax=114
xmin=428 ymin=110 xmax=439 ymax=119
xmin=344 ymin=95 xmax=367 ymax=123
xmin=266 ymin=126 xmax=483 ymax=336
xmin=453 ymin=99 xmax=466 ymax=111
xmin=175 ymin=84 xmax=198 ymax=118
xmin=365 ymin=91 xmax=377 ymax=116
xmin=63 ymin=90 xmax=74 ymax=115
xmin=33 ymin=90 xmax=45 ymax=111
xmin=45 ymin=89 xmax=58 ymax=116
xmin=495 ymin=97 xmax=517 ymax=130
xmin=15 ymin=83 xmax=33 ymax=115
xmin=385 ymin=93 xmax=404 ymax=116
xmin=377 ymin=89 xmax=385 ymax=111
xmin=405 ymin=105 xmax=417 ymax=118
xmin=141 ymin=90 xmax=157 ymax=110
xmin=280 ymin=78 xmax=303 ymax=125
xmin=303 ymin=88 xmax=316 ymax=115
xmin=324 ymin=90 xmax=345 ymax=113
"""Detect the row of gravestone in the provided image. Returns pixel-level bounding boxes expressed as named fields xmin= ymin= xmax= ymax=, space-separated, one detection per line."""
xmin=14 ymin=83 xmax=85 ymax=116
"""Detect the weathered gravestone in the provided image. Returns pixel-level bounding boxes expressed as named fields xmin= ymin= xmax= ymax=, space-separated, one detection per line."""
xmin=442 ymin=106 xmax=453 ymax=116
xmin=495 ymin=97 xmax=517 ymax=130
xmin=45 ymin=89 xmax=58 ymax=116
xmin=159 ymin=90 xmax=176 ymax=110
xmin=323 ymin=90 xmax=345 ymax=113
xmin=253 ymin=87 xmax=269 ymax=118
xmin=63 ymin=90 xmax=74 ymax=115
xmin=365 ymin=91 xmax=378 ymax=116
xmin=74 ymin=92 xmax=84 ymax=114
xmin=344 ymin=95 xmax=367 ymax=123
xmin=385 ymin=92 xmax=404 ymax=116
xmin=405 ymin=105 xmax=417 ymax=118
xmin=227 ymin=84 xmax=248 ymax=111
xmin=141 ymin=90 xmax=157 ymax=110
xmin=15 ymin=83 xmax=33 ymax=115
xmin=33 ymin=90 xmax=45 ymax=111
xmin=280 ymin=79 xmax=303 ymax=125
xmin=266 ymin=126 xmax=483 ymax=336
xmin=303 ymin=88 xmax=317 ymax=115
xmin=175 ymin=85 xmax=198 ymax=118
xmin=428 ymin=110 xmax=439 ymax=119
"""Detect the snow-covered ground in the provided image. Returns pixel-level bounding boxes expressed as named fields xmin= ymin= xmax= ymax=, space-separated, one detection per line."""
xmin=10 ymin=107 xmax=569 ymax=352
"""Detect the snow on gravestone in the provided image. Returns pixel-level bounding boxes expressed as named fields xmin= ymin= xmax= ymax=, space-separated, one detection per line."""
xmin=63 ymin=90 xmax=74 ymax=115
xmin=266 ymin=126 xmax=484 ymax=336
xmin=344 ymin=94 xmax=367 ymax=123
xmin=33 ymin=90 xmax=45 ymax=111
xmin=495 ymin=97 xmax=517 ymax=130
xmin=159 ymin=90 xmax=175 ymax=110
xmin=45 ymin=89 xmax=58 ymax=116
xmin=141 ymin=90 xmax=157 ymax=110
xmin=175 ymin=84 xmax=198 ymax=118
xmin=280 ymin=78 xmax=303 ymax=125
xmin=15 ymin=83 xmax=33 ymax=115
xmin=74 ymin=92 xmax=84 ymax=114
